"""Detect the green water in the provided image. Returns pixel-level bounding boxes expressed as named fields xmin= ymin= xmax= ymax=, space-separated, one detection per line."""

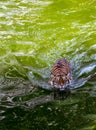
xmin=0 ymin=0 xmax=96 ymax=129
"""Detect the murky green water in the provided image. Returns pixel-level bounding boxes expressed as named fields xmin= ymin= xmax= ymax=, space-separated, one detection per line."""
xmin=0 ymin=0 xmax=96 ymax=129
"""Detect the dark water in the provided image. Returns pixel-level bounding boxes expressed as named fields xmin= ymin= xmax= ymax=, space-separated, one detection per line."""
xmin=0 ymin=0 xmax=96 ymax=129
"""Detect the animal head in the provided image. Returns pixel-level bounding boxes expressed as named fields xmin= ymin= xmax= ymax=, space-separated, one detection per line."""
xmin=49 ymin=74 xmax=71 ymax=90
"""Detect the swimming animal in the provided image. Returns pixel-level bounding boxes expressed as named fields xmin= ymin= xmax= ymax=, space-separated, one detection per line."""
xmin=49 ymin=58 xmax=72 ymax=90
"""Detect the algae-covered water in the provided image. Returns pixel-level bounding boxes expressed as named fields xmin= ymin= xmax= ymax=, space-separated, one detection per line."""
xmin=0 ymin=0 xmax=96 ymax=130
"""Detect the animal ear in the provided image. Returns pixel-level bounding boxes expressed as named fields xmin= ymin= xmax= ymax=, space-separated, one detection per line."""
xmin=48 ymin=80 xmax=53 ymax=85
xmin=48 ymin=76 xmax=56 ymax=85
xmin=50 ymin=74 xmax=54 ymax=78
xmin=66 ymin=74 xmax=72 ymax=80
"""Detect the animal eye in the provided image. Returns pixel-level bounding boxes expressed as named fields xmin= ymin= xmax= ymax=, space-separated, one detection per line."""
xmin=62 ymin=76 xmax=66 ymax=79
xmin=56 ymin=76 xmax=59 ymax=80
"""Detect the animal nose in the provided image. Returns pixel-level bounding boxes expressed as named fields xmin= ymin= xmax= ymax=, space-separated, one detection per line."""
xmin=61 ymin=83 xmax=64 ymax=86
xmin=60 ymin=83 xmax=65 ymax=88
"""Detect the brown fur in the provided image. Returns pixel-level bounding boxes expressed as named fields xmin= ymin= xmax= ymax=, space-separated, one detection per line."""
xmin=49 ymin=58 xmax=72 ymax=89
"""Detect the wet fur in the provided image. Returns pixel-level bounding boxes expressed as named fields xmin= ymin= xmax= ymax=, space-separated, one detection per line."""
xmin=49 ymin=58 xmax=72 ymax=89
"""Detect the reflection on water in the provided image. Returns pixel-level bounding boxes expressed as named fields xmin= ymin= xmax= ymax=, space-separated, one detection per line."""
xmin=0 ymin=0 xmax=96 ymax=129
xmin=0 ymin=90 xmax=96 ymax=130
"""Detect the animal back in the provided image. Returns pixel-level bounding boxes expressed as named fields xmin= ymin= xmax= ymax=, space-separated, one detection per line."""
xmin=51 ymin=58 xmax=71 ymax=76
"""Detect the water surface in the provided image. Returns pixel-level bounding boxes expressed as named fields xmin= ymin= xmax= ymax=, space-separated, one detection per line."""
xmin=0 ymin=0 xmax=96 ymax=129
